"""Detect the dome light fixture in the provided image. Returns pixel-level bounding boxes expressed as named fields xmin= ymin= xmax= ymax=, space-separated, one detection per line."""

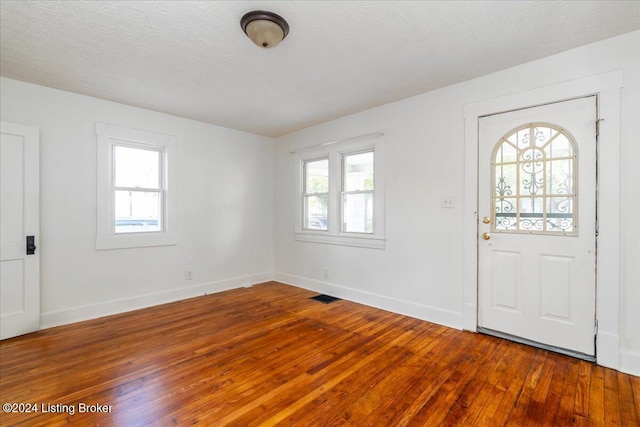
xmin=240 ymin=10 xmax=289 ymax=49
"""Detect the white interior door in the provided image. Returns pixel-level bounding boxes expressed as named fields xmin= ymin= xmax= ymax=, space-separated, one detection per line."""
xmin=1 ymin=121 xmax=40 ymax=340
xmin=478 ymin=97 xmax=597 ymax=357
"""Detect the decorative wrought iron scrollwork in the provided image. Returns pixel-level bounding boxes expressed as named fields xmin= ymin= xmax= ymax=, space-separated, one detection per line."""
xmin=495 ymin=215 xmax=516 ymax=230
xmin=547 ymin=218 xmax=573 ymax=232
xmin=555 ymin=197 xmax=571 ymax=213
xmin=533 ymin=128 xmax=547 ymax=145
xmin=496 ymin=177 xmax=513 ymax=197
xmin=555 ymin=175 xmax=570 ymax=196
xmin=522 ymin=175 xmax=544 ymax=195
xmin=492 ymin=123 xmax=577 ymax=235
xmin=520 ymin=218 xmax=543 ymax=230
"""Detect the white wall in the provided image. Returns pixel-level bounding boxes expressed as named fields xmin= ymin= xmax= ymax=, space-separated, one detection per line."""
xmin=273 ymin=31 xmax=640 ymax=374
xmin=1 ymin=31 xmax=637 ymax=375
xmin=0 ymin=77 xmax=274 ymax=326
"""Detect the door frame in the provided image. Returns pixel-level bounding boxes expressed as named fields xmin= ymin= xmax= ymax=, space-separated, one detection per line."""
xmin=1 ymin=121 xmax=40 ymax=339
xmin=462 ymin=70 xmax=623 ymax=370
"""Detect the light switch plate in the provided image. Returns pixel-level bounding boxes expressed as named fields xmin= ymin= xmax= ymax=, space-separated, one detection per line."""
xmin=441 ymin=197 xmax=456 ymax=208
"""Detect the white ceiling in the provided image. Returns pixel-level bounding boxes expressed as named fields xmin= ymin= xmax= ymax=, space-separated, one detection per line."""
xmin=1 ymin=1 xmax=639 ymax=137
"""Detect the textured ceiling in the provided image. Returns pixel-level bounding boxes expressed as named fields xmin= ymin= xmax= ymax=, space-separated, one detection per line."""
xmin=1 ymin=1 xmax=639 ymax=137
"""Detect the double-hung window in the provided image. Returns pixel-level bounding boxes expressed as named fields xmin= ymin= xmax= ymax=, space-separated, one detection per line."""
xmin=114 ymin=144 xmax=163 ymax=234
xmin=303 ymin=158 xmax=329 ymax=231
xmin=342 ymin=150 xmax=374 ymax=233
xmin=96 ymin=123 xmax=176 ymax=250
xmin=295 ymin=133 xmax=385 ymax=249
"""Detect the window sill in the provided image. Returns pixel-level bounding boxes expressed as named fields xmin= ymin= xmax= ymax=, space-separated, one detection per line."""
xmin=294 ymin=232 xmax=385 ymax=249
xmin=96 ymin=232 xmax=177 ymax=250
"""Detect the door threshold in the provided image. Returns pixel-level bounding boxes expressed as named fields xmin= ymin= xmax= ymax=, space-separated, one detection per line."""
xmin=477 ymin=327 xmax=596 ymax=362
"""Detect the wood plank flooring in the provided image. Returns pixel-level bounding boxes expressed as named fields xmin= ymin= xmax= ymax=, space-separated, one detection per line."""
xmin=0 ymin=282 xmax=638 ymax=426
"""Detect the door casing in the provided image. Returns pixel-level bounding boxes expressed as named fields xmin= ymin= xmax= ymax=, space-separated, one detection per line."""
xmin=462 ymin=70 xmax=623 ymax=369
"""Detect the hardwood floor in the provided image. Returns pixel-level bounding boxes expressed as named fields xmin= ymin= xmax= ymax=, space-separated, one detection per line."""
xmin=1 ymin=282 xmax=638 ymax=426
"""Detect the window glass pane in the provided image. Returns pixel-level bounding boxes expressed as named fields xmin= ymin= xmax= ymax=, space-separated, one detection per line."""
xmin=512 ymin=128 xmax=532 ymax=150
xmin=304 ymin=195 xmax=327 ymax=230
xmin=519 ymin=160 xmax=544 ymax=196
xmin=495 ymin=193 xmax=516 ymax=230
xmin=495 ymin=196 xmax=516 ymax=216
xmin=344 ymin=152 xmax=374 ymax=191
xmin=544 ymin=134 xmax=572 ymax=158
xmin=115 ymin=145 xmax=160 ymax=189
xmin=547 ymin=196 xmax=574 ymax=233
xmin=495 ymin=163 xmax=516 ymax=197
xmin=518 ymin=197 xmax=543 ymax=231
xmin=495 ymin=214 xmax=517 ymax=230
xmin=495 ymin=142 xmax=518 ymax=164
xmin=547 ymin=159 xmax=573 ymax=195
xmin=115 ymin=190 xmax=161 ymax=233
xmin=305 ymin=159 xmax=328 ymax=194
xmin=532 ymin=126 xmax=557 ymax=148
xmin=492 ymin=124 xmax=576 ymax=235
xmin=343 ymin=193 xmax=373 ymax=233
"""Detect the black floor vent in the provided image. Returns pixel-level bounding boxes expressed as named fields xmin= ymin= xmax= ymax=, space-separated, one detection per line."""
xmin=310 ymin=294 xmax=341 ymax=304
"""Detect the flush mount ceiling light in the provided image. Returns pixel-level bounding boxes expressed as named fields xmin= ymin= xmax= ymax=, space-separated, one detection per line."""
xmin=240 ymin=10 xmax=289 ymax=49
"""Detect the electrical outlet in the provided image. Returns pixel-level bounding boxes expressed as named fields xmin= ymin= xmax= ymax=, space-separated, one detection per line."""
xmin=185 ymin=270 xmax=193 ymax=280
xmin=323 ymin=267 xmax=329 ymax=278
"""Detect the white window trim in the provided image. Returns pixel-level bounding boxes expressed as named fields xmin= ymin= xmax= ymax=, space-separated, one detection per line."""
xmin=96 ymin=123 xmax=177 ymax=250
xmin=294 ymin=132 xmax=385 ymax=249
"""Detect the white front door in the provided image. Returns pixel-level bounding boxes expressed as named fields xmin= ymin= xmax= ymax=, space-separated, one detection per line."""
xmin=1 ymin=121 xmax=40 ymax=340
xmin=477 ymin=97 xmax=597 ymax=357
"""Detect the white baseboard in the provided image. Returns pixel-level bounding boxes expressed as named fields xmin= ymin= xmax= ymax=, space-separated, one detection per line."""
xmin=619 ymin=349 xmax=640 ymax=377
xmin=274 ymin=272 xmax=463 ymax=330
xmin=40 ymin=272 xmax=274 ymax=329
xmin=597 ymin=331 xmax=620 ymax=371
xmin=463 ymin=302 xmax=477 ymax=332
xmin=38 ymin=272 xmax=637 ymax=378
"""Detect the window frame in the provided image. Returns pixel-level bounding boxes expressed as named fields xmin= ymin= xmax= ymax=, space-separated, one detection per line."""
xmin=113 ymin=142 xmax=164 ymax=234
xmin=294 ymin=133 xmax=385 ymax=249
xmin=341 ymin=149 xmax=375 ymax=234
xmin=302 ymin=157 xmax=330 ymax=231
xmin=491 ymin=122 xmax=578 ymax=236
xmin=96 ymin=123 xmax=177 ymax=250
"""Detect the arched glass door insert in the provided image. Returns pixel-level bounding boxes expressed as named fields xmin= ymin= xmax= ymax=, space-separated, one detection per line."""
xmin=492 ymin=123 xmax=578 ymax=235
